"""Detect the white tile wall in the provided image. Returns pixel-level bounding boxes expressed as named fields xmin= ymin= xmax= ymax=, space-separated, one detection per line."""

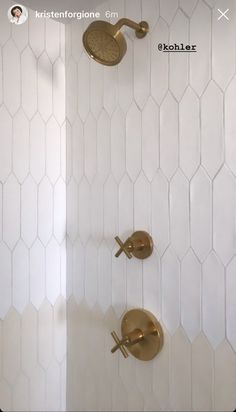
xmin=0 ymin=1 xmax=66 ymax=411
xmin=1 ymin=0 xmax=236 ymax=411
xmin=66 ymin=0 xmax=236 ymax=411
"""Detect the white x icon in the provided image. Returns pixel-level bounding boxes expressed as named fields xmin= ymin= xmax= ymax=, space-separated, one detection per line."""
xmin=217 ymin=8 xmax=229 ymax=20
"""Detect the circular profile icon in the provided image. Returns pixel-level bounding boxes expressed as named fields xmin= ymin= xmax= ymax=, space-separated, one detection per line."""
xmin=8 ymin=4 xmax=28 ymax=25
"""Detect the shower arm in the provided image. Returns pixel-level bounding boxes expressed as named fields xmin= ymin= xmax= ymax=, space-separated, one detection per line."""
xmin=114 ymin=18 xmax=149 ymax=37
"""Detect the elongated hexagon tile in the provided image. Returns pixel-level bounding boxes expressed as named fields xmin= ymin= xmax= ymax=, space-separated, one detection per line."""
xmin=53 ymin=58 xmax=65 ymax=126
xmin=30 ymin=113 xmax=45 ymax=184
xmin=0 ymin=380 xmax=12 ymax=411
xmin=38 ymin=177 xmax=53 ymax=246
xmin=60 ymin=240 xmax=67 ymax=299
xmin=143 ymin=249 xmax=161 ymax=316
xmin=160 ymin=0 xmax=178 ymax=24
xmin=98 ymin=242 xmax=112 ymax=313
xmin=53 ymin=296 xmax=66 ymax=363
xmin=0 ymin=5 xmax=10 ymax=46
xmin=29 ymin=9 xmax=45 ymax=57
xmin=112 ymin=248 xmax=126 ymax=317
xmin=0 ymin=105 xmax=12 ymax=183
xmin=127 ymin=257 xmax=142 ymax=309
xmin=213 ymin=166 xmax=236 ymax=265
xmin=181 ymin=249 xmax=201 ymax=341
xmin=78 ymin=177 xmax=91 ymax=245
xmin=151 ymin=171 xmax=169 ymax=256
xmin=112 ymin=377 xmax=129 ymax=412
xmin=170 ymin=170 xmax=190 ymax=259
xmin=71 ymin=19 xmax=83 ymax=62
xmin=201 ymin=81 xmax=224 ymax=178
xmin=118 ymin=174 xmax=133 ymax=238
xmin=46 ymin=238 xmax=61 ymax=305
xmin=111 ymin=107 xmax=126 ymax=183
xmin=67 ymin=178 xmax=79 ymax=242
xmin=190 ymin=1 xmax=211 ymax=96
xmin=192 ymin=334 xmax=213 ymax=412
xmin=0 ymin=183 xmax=2 ymax=239
xmin=72 ymin=240 xmax=85 ymax=304
xmin=21 ymin=47 xmax=37 ymax=120
xmin=84 ymin=113 xmax=97 ymax=183
xmin=214 ymin=341 xmax=236 ymax=412
xmin=190 ymin=167 xmax=212 ymax=262
xmin=134 ymin=172 xmax=151 ymax=231
xmin=29 ymin=366 xmax=46 ymax=412
xmin=97 ymin=110 xmax=111 ymax=182
xmin=179 ymin=87 xmax=200 ymax=179
xmin=0 ymin=48 xmax=2 ymax=106
xmin=12 ymin=373 xmax=30 ymax=412
xmin=85 ymin=240 xmax=98 ymax=308
xmin=104 ymin=175 xmax=118 ymax=248
xmin=38 ymin=299 xmax=53 ymax=370
xmin=225 ymin=75 xmax=236 ymax=176
xmin=30 ymin=240 xmax=45 ymax=310
xmin=90 ymin=59 xmax=103 ymax=119
xmin=3 ymin=308 xmax=21 ymax=385
xmin=169 ymin=11 xmax=189 ymax=101
xmin=226 ymin=257 xmax=236 ymax=351
xmin=118 ymin=36 xmax=133 ymax=113
xmin=66 ymin=57 xmax=77 ymax=124
xmin=153 ymin=327 xmax=170 ymax=409
xmin=142 ymin=97 xmax=159 ymax=181
xmin=13 ymin=240 xmax=29 ymax=313
xmin=142 ymin=0 xmax=159 ymax=29
xmin=160 ymin=92 xmax=178 ymax=180
xmin=78 ymin=53 xmax=90 ymax=121
xmin=66 ymin=121 xmax=72 ymax=184
xmin=21 ymin=176 xmax=37 ymax=248
xmin=134 ymin=34 xmax=150 ymax=109
xmin=46 ymin=116 xmax=61 ymax=184
xmin=3 ymin=174 xmax=20 ymax=249
xmin=46 ymin=18 xmax=60 ymax=63
xmin=170 ymin=328 xmax=191 ymax=411
xmin=72 ymin=116 xmax=84 ymax=184
xmin=180 ymin=0 xmax=198 ymax=16
xmin=3 ymin=39 xmax=20 ymax=115
xmin=212 ymin=3 xmax=235 ymax=90
xmin=151 ymin=18 xmax=168 ymax=105
xmin=126 ymin=102 xmax=142 ymax=181
xmin=54 ymin=178 xmax=66 ymax=244
xmin=161 ymin=248 xmax=180 ymax=334
xmin=46 ymin=360 xmax=61 ymax=412
xmin=38 ymin=53 xmax=53 ymax=122
xmin=202 ymin=252 xmax=225 ymax=348
xmin=104 ymin=66 xmax=118 ymax=116
xmin=21 ymin=304 xmax=37 ymax=377
xmin=13 ymin=109 xmax=29 ymax=183
xmin=0 ymin=242 xmax=11 ymax=319
xmin=91 ymin=176 xmax=103 ymax=244
xmin=60 ymin=358 xmax=66 ymax=412
xmin=125 ymin=0 xmax=141 ymax=21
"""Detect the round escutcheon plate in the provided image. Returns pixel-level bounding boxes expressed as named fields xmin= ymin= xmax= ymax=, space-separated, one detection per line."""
xmin=121 ymin=309 xmax=164 ymax=361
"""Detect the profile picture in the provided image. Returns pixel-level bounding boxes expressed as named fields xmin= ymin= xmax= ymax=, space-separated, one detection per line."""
xmin=8 ymin=4 xmax=28 ymax=25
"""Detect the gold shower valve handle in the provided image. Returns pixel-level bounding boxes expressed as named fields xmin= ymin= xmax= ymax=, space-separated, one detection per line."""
xmin=115 ymin=231 xmax=153 ymax=260
xmin=111 ymin=331 xmax=129 ymax=358
xmin=110 ymin=309 xmax=164 ymax=361
xmin=115 ymin=236 xmax=133 ymax=259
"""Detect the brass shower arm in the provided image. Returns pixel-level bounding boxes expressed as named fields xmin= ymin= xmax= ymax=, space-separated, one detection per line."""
xmin=114 ymin=18 xmax=149 ymax=38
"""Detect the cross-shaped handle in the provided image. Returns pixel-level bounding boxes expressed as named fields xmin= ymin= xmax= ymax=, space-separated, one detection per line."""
xmin=111 ymin=331 xmax=129 ymax=358
xmin=115 ymin=236 xmax=133 ymax=259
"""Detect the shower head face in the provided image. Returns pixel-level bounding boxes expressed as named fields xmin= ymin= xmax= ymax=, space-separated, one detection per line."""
xmin=83 ymin=21 xmax=127 ymax=66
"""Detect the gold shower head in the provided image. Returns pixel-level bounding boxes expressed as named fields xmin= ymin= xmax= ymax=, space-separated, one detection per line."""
xmin=83 ymin=18 xmax=149 ymax=66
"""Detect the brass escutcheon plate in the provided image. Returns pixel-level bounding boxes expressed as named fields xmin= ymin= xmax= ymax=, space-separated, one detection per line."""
xmin=131 ymin=231 xmax=153 ymax=259
xmin=121 ymin=309 xmax=164 ymax=361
